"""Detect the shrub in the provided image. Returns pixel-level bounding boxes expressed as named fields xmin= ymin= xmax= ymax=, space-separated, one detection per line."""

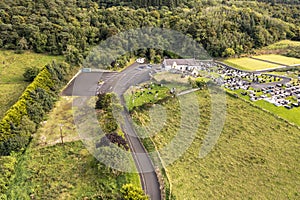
xmin=23 ymin=67 xmax=40 ymax=82
xmin=0 ymin=155 xmax=17 ymax=197
xmin=120 ymin=184 xmax=148 ymax=200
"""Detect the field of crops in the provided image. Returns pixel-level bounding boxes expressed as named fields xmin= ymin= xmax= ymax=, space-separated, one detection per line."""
xmin=253 ymin=54 xmax=300 ymax=66
xmin=223 ymin=57 xmax=279 ymax=71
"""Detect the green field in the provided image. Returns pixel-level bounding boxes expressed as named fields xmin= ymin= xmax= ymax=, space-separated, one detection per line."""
xmin=262 ymin=40 xmax=300 ymax=50
xmin=223 ymin=57 xmax=279 ymax=71
xmin=0 ymin=50 xmax=64 ymax=118
xmin=232 ymin=89 xmax=300 ymax=127
xmin=253 ymin=54 xmax=300 ymax=66
xmin=131 ymin=91 xmax=300 ymax=199
xmin=125 ymin=83 xmax=171 ymax=111
xmin=0 ymin=83 xmax=28 ymax=119
xmin=5 ymin=97 xmax=141 ymax=199
xmin=34 ymin=97 xmax=79 ymax=146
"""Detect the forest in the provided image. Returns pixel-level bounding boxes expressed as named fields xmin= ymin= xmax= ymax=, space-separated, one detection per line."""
xmin=0 ymin=0 xmax=300 ymax=67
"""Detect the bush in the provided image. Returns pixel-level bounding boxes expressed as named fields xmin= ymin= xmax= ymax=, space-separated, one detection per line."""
xmin=23 ymin=67 xmax=40 ymax=82
xmin=0 ymin=155 xmax=17 ymax=197
xmin=120 ymin=184 xmax=148 ymax=200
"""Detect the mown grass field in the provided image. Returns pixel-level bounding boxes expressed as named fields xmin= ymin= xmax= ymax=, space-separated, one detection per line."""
xmin=131 ymin=90 xmax=300 ymax=199
xmin=5 ymin=97 xmax=141 ymax=199
xmin=223 ymin=57 xmax=279 ymax=71
xmin=253 ymin=54 xmax=300 ymax=66
xmin=0 ymin=50 xmax=64 ymax=118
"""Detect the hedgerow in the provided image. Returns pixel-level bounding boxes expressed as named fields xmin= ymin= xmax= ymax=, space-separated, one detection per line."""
xmin=0 ymin=61 xmax=70 ymax=156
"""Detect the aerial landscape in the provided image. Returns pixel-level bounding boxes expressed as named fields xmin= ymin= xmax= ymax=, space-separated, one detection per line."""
xmin=0 ymin=0 xmax=299 ymax=199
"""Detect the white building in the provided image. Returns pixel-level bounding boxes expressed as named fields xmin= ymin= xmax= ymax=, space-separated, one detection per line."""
xmin=162 ymin=58 xmax=199 ymax=71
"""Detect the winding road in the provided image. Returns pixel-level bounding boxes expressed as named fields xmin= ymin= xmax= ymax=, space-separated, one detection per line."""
xmin=62 ymin=63 xmax=162 ymax=200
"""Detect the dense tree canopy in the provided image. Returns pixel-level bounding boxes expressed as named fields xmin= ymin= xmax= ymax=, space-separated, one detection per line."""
xmin=0 ymin=0 xmax=299 ymax=61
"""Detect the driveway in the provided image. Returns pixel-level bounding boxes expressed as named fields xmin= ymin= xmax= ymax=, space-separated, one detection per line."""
xmin=62 ymin=63 xmax=162 ymax=200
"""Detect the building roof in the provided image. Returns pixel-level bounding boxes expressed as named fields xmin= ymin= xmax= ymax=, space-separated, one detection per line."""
xmin=163 ymin=58 xmax=198 ymax=66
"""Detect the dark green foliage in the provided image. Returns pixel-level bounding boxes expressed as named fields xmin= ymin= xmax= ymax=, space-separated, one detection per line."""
xmin=23 ymin=66 xmax=40 ymax=82
xmin=96 ymin=93 xmax=121 ymax=133
xmin=285 ymin=47 xmax=300 ymax=58
xmin=0 ymin=62 xmax=70 ymax=156
xmin=95 ymin=93 xmax=113 ymax=110
xmin=0 ymin=0 xmax=299 ymax=59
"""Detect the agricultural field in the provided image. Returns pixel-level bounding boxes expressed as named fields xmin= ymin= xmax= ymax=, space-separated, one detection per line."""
xmin=0 ymin=50 xmax=64 ymax=118
xmin=131 ymin=91 xmax=300 ymax=199
xmin=223 ymin=57 xmax=279 ymax=71
xmin=4 ymin=97 xmax=141 ymax=199
xmin=253 ymin=54 xmax=300 ymax=66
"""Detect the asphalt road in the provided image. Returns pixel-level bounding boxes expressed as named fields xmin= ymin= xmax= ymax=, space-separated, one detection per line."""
xmin=62 ymin=63 xmax=161 ymax=200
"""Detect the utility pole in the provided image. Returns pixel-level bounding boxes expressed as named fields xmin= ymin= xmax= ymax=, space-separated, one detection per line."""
xmin=59 ymin=124 xmax=64 ymax=145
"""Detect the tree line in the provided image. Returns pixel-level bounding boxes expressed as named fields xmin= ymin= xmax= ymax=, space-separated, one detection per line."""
xmin=0 ymin=0 xmax=299 ymax=64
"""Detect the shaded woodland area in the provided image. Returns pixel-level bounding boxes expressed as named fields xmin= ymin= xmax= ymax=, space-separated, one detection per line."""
xmin=0 ymin=0 xmax=300 ymax=65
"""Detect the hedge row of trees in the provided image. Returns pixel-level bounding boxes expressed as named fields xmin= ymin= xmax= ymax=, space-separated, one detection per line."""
xmin=0 ymin=61 xmax=70 ymax=156
xmin=0 ymin=0 xmax=299 ymax=63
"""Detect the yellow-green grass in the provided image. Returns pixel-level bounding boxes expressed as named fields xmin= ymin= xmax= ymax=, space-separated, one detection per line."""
xmin=253 ymin=54 xmax=300 ymax=66
xmin=0 ymin=50 xmax=64 ymax=83
xmin=262 ymin=40 xmax=300 ymax=50
xmin=7 ymin=142 xmax=141 ymax=199
xmin=34 ymin=97 xmax=79 ymax=147
xmin=131 ymin=91 xmax=300 ymax=199
xmin=223 ymin=57 xmax=279 ymax=71
xmin=5 ymin=97 xmax=141 ymax=199
xmin=0 ymin=50 xmax=64 ymax=118
xmin=0 ymin=83 xmax=27 ymax=119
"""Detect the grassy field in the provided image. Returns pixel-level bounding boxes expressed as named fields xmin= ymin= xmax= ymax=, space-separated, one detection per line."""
xmin=261 ymin=40 xmax=300 ymax=50
xmin=131 ymin=90 xmax=300 ymax=199
xmin=0 ymin=83 xmax=28 ymax=119
xmin=5 ymin=97 xmax=141 ymax=199
xmin=253 ymin=54 xmax=300 ymax=66
xmin=34 ymin=97 xmax=79 ymax=147
xmin=232 ymin=89 xmax=300 ymax=127
xmin=0 ymin=50 xmax=64 ymax=83
xmin=223 ymin=57 xmax=279 ymax=71
xmin=0 ymin=50 xmax=64 ymax=118
xmin=124 ymin=83 xmax=171 ymax=111
xmin=255 ymin=100 xmax=300 ymax=126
